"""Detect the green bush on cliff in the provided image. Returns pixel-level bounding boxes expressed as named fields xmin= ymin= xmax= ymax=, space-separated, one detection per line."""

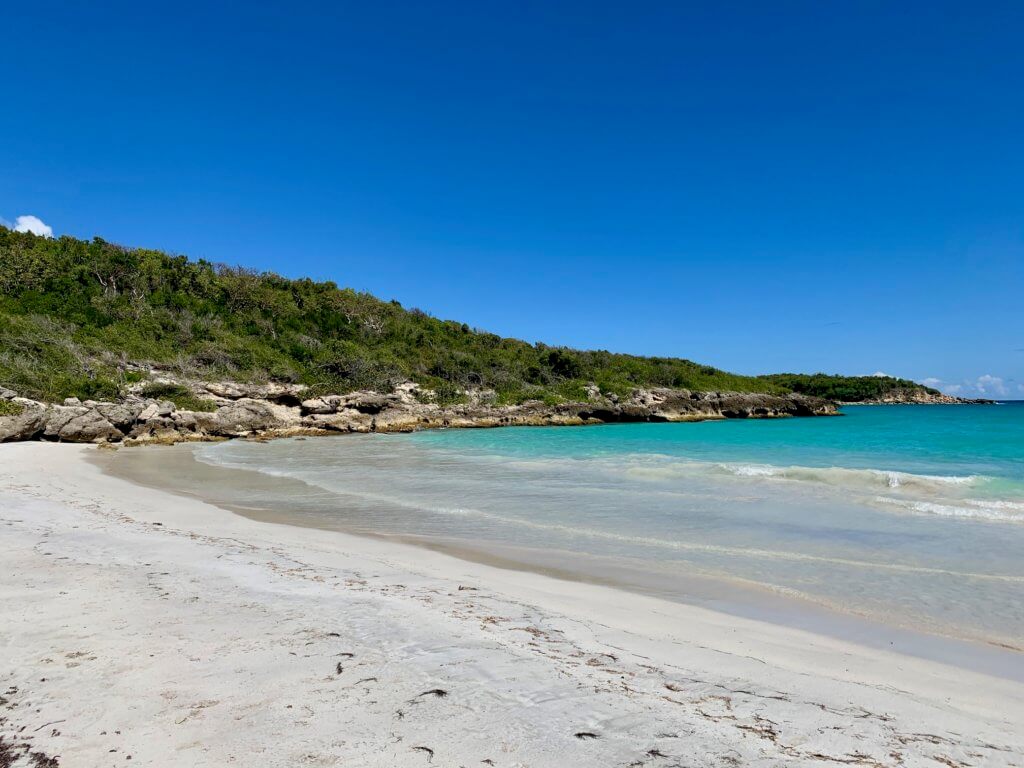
xmin=0 ymin=398 xmax=24 ymax=416
xmin=138 ymin=382 xmax=218 ymax=412
xmin=0 ymin=226 xmax=937 ymax=404
xmin=759 ymin=373 xmax=941 ymax=401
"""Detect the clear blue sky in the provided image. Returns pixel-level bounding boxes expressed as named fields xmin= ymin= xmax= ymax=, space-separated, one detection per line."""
xmin=2 ymin=2 xmax=1022 ymax=397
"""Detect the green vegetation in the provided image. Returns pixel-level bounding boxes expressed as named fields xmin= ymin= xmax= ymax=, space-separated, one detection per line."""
xmin=0 ymin=398 xmax=24 ymax=416
xmin=0 ymin=227 xmax=938 ymax=405
xmin=760 ymin=373 xmax=940 ymax=401
xmin=138 ymin=382 xmax=218 ymax=412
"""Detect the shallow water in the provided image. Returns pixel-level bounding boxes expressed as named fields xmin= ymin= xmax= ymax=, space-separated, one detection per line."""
xmin=193 ymin=404 xmax=1024 ymax=650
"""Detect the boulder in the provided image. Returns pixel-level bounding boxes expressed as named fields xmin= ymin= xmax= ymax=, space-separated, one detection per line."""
xmin=302 ymin=411 xmax=376 ymax=433
xmin=300 ymin=395 xmax=343 ymax=415
xmin=93 ymin=400 xmax=146 ymax=430
xmin=48 ymin=408 xmax=123 ymax=442
xmin=138 ymin=400 xmax=176 ymax=421
xmin=0 ymin=404 xmax=47 ymax=442
xmin=43 ymin=405 xmax=89 ymax=438
xmin=171 ymin=410 xmax=200 ymax=431
xmin=210 ymin=398 xmax=301 ymax=437
xmin=127 ymin=416 xmax=179 ymax=441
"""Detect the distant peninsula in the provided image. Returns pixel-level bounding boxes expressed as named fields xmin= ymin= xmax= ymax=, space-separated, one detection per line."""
xmin=0 ymin=227 xmax=976 ymax=444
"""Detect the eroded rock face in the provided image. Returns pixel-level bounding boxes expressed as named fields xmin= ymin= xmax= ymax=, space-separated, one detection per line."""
xmin=200 ymin=381 xmax=307 ymax=405
xmin=299 ymin=396 xmax=341 ymax=415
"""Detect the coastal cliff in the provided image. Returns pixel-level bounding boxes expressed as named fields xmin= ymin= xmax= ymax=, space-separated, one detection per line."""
xmin=0 ymin=378 xmax=835 ymax=445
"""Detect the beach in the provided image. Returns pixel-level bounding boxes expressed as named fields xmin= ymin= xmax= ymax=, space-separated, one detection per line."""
xmin=1 ymin=442 xmax=1022 ymax=767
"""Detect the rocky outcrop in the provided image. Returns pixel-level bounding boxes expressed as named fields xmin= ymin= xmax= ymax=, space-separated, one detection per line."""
xmin=200 ymin=381 xmax=306 ymax=406
xmin=628 ymin=389 xmax=830 ymax=421
xmin=297 ymin=386 xmax=836 ymax=435
xmin=842 ymin=388 xmax=992 ymax=405
xmin=128 ymin=378 xmax=308 ymax=407
xmin=0 ymin=380 xmax=838 ymax=446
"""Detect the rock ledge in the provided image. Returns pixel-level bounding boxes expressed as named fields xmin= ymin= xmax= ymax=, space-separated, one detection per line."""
xmin=0 ymin=380 xmax=837 ymax=445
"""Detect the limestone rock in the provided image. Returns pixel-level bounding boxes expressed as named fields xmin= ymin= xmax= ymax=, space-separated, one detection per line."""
xmin=210 ymin=399 xmax=301 ymax=437
xmin=300 ymin=395 xmax=344 ymax=415
xmin=0 ymin=375 xmax=839 ymax=446
xmin=43 ymin=406 xmax=123 ymax=443
xmin=138 ymin=400 xmax=176 ymax=421
xmin=202 ymin=381 xmax=306 ymax=405
xmin=128 ymin=416 xmax=183 ymax=442
xmin=302 ymin=411 xmax=375 ymax=433
xmin=43 ymin=405 xmax=89 ymax=438
xmin=0 ymin=404 xmax=47 ymax=442
xmin=93 ymin=400 xmax=145 ymax=430
xmin=338 ymin=392 xmax=397 ymax=414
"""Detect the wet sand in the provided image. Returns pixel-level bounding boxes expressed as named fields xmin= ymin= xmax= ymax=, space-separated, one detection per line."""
xmin=100 ymin=440 xmax=1024 ymax=683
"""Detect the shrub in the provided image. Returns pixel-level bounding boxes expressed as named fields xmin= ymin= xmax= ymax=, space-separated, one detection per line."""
xmin=414 ymin=380 xmax=467 ymax=406
xmin=139 ymin=382 xmax=218 ymax=412
xmin=0 ymin=399 xmax=24 ymax=416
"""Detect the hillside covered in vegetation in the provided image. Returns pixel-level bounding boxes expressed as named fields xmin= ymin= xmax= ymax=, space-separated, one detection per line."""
xmin=760 ymin=373 xmax=942 ymax=402
xmin=0 ymin=227 xmax=939 ymax=405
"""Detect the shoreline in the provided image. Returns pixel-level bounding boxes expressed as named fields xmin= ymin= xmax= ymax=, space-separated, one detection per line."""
xmin=2 ymin=443 xmax=1022 ymax=765
xmin=1 ymin=384 xmax=838 ymax=447
xmin=97 ymin=439 xmax=1024 ymax=681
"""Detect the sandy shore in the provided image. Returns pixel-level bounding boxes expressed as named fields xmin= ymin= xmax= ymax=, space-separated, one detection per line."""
xmin=1 ymin=443 xmax=1021 ymax=767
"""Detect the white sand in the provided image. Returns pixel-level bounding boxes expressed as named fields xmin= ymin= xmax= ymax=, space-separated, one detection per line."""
xmin=1 ymin=443 xmax=1021 ymax=767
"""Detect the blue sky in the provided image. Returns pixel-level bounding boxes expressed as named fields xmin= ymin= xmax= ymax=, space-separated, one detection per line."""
xmin=2 ymin=2 xmax=1022 ymax=397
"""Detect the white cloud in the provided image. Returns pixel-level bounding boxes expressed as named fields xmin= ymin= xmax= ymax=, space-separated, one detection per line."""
xmin=869 ymin=371 xmax=891 ymax=378
xmin=12 ymin=215 xmax=53 ymax=238
xmin=974 ymin=374 xmax=1008 ymax=398
xmin=927 ymin=374 xmax=1015 ymax=398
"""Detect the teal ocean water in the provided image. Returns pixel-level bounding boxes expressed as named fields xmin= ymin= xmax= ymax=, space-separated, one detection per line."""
xmin=197 ymin=404 xmax=1024 ymax=649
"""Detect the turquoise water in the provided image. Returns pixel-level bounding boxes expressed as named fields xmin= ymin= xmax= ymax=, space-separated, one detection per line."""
xmin=413 ymin=402 xmax=1024 ymax=507
xmin=197 ymin=404 xmax=1024 ymax=648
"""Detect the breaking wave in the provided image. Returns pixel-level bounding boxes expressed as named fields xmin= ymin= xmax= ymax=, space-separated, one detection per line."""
xmin=874 ymin=496 xmax=1024 ymax=524
xmin=622 ymin=458 xmax=982 ymax=493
